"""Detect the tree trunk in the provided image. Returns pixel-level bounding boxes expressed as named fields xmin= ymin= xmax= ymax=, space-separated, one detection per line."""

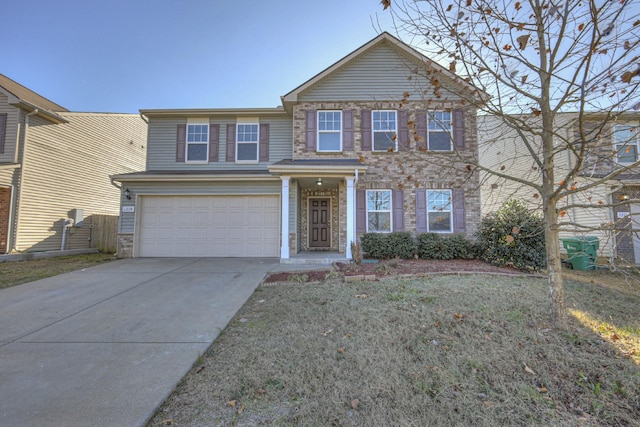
xmin=543 ymin=203 xmax=568 ymax=329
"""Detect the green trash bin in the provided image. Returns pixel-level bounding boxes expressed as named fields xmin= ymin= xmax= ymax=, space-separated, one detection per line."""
xmin=561 ymin=236 xmax=599 ymax=270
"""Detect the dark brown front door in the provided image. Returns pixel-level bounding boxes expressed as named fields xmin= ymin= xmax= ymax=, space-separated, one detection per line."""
xmin=309 ymin=198 xmax=330 ymax=248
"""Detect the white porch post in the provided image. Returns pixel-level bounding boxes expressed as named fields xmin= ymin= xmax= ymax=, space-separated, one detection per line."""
xmin=345 ymin=176 xmax=355 ymax=259
xmin=280 ymin=176 xmax=290 ymax=259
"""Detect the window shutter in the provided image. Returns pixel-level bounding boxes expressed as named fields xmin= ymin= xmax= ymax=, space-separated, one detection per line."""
xmin=453 ymin=110 xmax=465 ymax=150
xmin=398 ymin=110 xmax=409 ymax=151
xmin=453 ymin=188 xmax=466 ymax=232
xmin=209 ymin=124 xmax=219 ymax=162
xmin=392 ymin=189 xmax=404 ymax=231
xmin=0 ymin=113 xmax=7 ymax=154
xmin=259 ymin=123 xmax=269 ymax=161
xmin=226 ymin=124 xmax=236 ymax=162
xmin=416 ymin=189 xmax=427 ymax=232
xmin=176 ymin=124 xmax=186 ymax=162
xmin=361 ymin=110 xmax=371 ymax=151
xmin=343 ymin=110 xmax=353 ymax=151
xmin=416 ymin=110 xmax=427 ymax=151
xmin=305 ymin=110 xmax=316 ymax=152
xmin=356 ymin=189 xmax=366 ymax=233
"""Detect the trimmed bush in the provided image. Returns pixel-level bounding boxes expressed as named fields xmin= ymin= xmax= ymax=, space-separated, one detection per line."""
xmin=387 ymin=232 xmax=417 ymax=259
xmin=475 ymin=199 xmax=545 ymax=272
xmin=361 ymin=232 xmax=416 ymax=259
xmin=417 ymin=233 xmax=475 ymax=260
xmin=360 ymin=233 xmax=389 ymax=259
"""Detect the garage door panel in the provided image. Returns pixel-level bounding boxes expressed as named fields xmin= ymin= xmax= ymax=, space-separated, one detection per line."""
xmin=138 ymin=195 xmax=280 ymax=257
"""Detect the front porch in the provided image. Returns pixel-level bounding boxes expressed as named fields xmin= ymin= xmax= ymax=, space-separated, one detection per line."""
xmin=269 ymin=159 xmax=368 ymax=262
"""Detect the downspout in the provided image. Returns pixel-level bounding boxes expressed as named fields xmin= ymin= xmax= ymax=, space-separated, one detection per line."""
xmin=12 ymin=108 xmax=38 ymax=252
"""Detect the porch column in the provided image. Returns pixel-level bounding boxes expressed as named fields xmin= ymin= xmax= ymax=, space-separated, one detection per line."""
xmin=280 ymin=176 xmax=290 ymax=259
xmin=345 ymin=176 xmax=355 ymax=259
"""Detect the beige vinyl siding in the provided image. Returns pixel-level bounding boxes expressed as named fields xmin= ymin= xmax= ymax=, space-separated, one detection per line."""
xmin=146 ymin=116 xmax=292 ymax=171
xmin=118 ymin=180 xmax=281 ymax=233
xmin=478 ymin=114 xmax=613 ymax=258
xmin=0 ymin=93 xmax=21 ymax=163
xmin=299 ymin=42 xmax=461 ymax=102
xmin=15 ymin=112 xmax=146 ymax=251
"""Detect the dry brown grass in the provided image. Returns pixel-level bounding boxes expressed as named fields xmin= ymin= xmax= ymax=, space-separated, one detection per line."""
xmin=149 ymin=274 xmax=640 ymax=427
xmin=0 ymin=253 xmax=116 ymax=290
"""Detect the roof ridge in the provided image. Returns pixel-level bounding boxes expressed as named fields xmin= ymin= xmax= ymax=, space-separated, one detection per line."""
xmin=0 ymin=74 xmax=69 ymax=112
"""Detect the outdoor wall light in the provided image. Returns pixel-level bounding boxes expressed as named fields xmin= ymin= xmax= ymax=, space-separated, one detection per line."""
xmin=124 ymin=188 xmax=131 ymax=200
xmin=316 ymin=178 xmax=323 ymax=186
xmin=620 ymin=194 xmax=629 ymax=201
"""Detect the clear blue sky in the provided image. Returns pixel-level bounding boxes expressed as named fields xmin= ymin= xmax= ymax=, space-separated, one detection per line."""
xmin=0 ymin=1 xmax=394 ymax=113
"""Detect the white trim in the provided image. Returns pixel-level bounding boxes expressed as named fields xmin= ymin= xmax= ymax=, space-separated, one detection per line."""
xmin=427 ymin=110 xmax=453 ymax=152
xmin=365 ymin=189 xmax=392 ymax=233
xmin=236 ymin=123 xmax=259 ymax=162
xmin=280 ymin=177 xmax=290 ymax=259
xmin=185 ymin=122 xmax=209 ymax=163
xmin=317 ymin=110 xmax=343 ymax=152
xmin=345 ymin=177 xmax=355 ymax=258
xmin=426 ymin=189 xmax=453 ymax=233
xmin=372 ymin=110 xmax=398 ymax=152
xmin=614 ymin=124 xmax=639 ymax=164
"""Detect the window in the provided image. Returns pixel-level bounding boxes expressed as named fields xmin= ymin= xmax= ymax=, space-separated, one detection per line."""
xmin=372 ymin=110 xmax=397 ymax=152
xmin=186 ymin=123 xmax=209 ymax=162
xmin=427 ymin=190 xmax=452 ymax=232
xmin=366 ymin=190 xmax=392 ymax=232
xmin=317 ymin=111 xmax=342 ymax=151
xmin=236 ymin=123 xmax=259 ymax=161
xmin=614 ymin=125 xmax=639 ymax=164
xmin=427 ymin=111 xmax=453 ymax=151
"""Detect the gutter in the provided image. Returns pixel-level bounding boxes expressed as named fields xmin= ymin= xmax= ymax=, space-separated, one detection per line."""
xmin=12 ymin=109 xmax=39 ymax=252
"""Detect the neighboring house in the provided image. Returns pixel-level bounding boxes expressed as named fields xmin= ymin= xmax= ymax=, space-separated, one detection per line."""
xmin=479 ymin=112 xmax=640 ymax=265
xmin=0 ymin=74 xmax=147 ymax=253
xmin=112 ymin=32 xmax=482 ymax=260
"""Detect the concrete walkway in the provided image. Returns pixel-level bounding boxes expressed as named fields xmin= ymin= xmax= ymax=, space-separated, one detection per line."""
xmin=0 ymin=257 xmax=308 ymax=427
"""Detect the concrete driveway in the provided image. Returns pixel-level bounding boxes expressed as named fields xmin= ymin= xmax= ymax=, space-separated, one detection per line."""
xmin=0 ymin=257 xmax=281 ymax=427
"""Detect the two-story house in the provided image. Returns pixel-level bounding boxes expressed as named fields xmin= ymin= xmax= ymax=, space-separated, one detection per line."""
xmin=112 ymin=32 xmax=482 ymax=261
xmin=0 ymin=74 xmax=147 ymax=254
xmin=479 ymin=111 xmax=640 ymax=265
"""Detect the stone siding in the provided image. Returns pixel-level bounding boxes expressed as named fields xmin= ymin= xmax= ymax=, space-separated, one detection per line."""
xmin=116 ymin=233 xmax=133 ymax=258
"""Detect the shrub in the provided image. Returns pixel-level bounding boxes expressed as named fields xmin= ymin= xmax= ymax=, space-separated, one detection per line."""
xmin=417 ymin=233 xmax=475 ymax=260
xmin=360 ymin=233 xmax=389 ymax=259
xmin=360 ymin=232 xmax=416 ymax=259
xmin=386 ymin=232 xmax=416 ymax=259
xmin=475 ymin=199 xmax=546 ymax=272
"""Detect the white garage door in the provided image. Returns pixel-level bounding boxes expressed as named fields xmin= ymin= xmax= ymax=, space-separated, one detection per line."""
xmin=137 ymin=195 xmax=280 ymax=257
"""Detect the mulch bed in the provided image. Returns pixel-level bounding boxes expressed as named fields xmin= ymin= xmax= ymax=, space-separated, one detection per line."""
xmin=263 ymin=259 xmax=524 ymax=284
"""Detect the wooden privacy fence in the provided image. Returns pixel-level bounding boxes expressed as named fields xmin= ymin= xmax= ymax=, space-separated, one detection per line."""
xmin=91 ymin=214 xmax=119 ymax=253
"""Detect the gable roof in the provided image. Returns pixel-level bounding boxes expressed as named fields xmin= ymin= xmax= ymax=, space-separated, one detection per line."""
xmin=0 ymin=74 xmax=68 ymax=112
xmin=281 ymin=32 xmax=483 ymax=109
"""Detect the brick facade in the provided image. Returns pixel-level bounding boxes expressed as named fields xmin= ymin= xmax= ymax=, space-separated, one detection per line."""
xmin=291 ymin=101 xmax=481 ymax=251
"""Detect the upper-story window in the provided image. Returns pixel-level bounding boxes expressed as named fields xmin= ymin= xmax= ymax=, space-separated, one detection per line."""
xmin=427 ymin=189 xmax=453 ymax=232
xmin=372 ymin=110 xmax=397 ymax=152
xmin=237 ymin=123 xmax=259 ymax=162
xmin=366 ymin=189 xmax=392 ymax=232
xmin=186 ymin=122 xmax=209 ymax=162
xmin=317 ymin=111 xmax=342 ymax=151
xmin=614 ymin=125 xmax=639 ymax=164
xmin=427 ymin=111 xmax=453 ymax=151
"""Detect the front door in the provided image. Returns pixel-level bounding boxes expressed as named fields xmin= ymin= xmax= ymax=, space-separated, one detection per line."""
xmin=309 ymin=198 xmax=330 ymax=248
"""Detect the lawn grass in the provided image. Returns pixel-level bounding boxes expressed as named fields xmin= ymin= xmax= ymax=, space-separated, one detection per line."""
xmin=0 ymin=253 xmax=116 ymax=290
xmin=149 ymin=273 xmax=640 ymax=426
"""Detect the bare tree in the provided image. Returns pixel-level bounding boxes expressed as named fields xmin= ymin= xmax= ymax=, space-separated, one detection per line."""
xmin=379 ymin=0 xmax=640 ymax=328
